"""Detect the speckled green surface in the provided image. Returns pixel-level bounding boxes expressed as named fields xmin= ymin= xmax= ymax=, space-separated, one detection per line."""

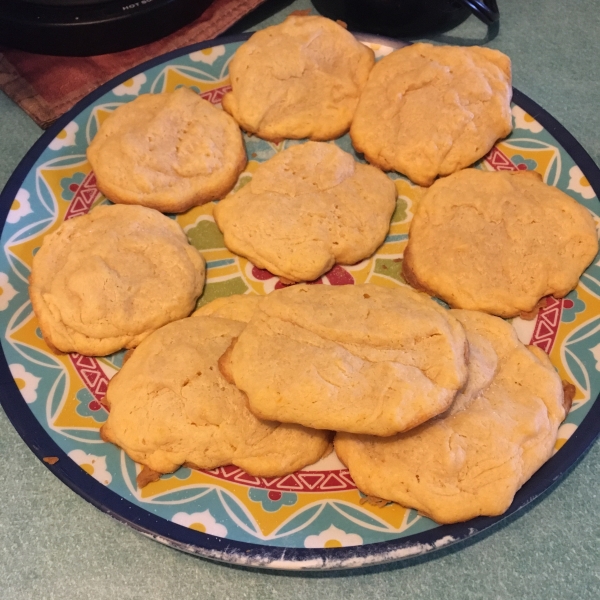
xmin=1 ymin=1 xmax=599 ymax=597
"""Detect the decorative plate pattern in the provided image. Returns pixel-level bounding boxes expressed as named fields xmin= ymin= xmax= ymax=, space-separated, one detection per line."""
xmin=0 ymin=35 xmax=599 ymax=570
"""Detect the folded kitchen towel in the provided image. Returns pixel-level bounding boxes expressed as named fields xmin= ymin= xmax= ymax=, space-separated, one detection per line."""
xmin=0 ymin=0 xmax=266 ymax=129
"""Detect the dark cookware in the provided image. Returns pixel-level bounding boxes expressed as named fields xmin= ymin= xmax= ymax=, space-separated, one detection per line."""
xmin=311 ymin=0 xmax=499 ymax=37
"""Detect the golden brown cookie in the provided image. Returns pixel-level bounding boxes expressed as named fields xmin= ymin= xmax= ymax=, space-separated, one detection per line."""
xmin=213 ymin=142 xmax=396 ymax=282
xmin=87 ymin=87 xmax=247 ymax=213
xmin=192 ymin=294 xmax=264 ymax=323
xmin=101 ymin=316 xmax=332 ymax=477
xmin=335 ymin=310 xmax=567 ymax=524
xmin=220 ymin=283 xmax=468 ymax=436
xmin=222 ymin=15 xmax=375 ymax=141
xmin=29 ymin=204 xmax=205 ymax=356
xmin=350 ymin=43 xmax=512 ymax=186
xmin=403 ymin=169 xmax=599 ymax=317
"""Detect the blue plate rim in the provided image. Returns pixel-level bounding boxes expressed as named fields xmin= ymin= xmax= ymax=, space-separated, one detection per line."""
xmin=0 ymin=33 xmax=599 ymax=571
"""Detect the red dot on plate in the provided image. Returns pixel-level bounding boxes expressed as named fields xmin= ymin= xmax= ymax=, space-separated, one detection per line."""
xmin=516 ymin=164 xmax=528 ymax=171
xmin=268 ymin=491 xmax=282 ymax=501
xmin=325 ymin=265 xmax=354 ymax=286
xmin=89 ymin=400 xmax=101 ymax=411
xmin=69 ymin=183 xmax=79 ymax=192
xmin=252 ymin=266 xmax=275 ymax=281
xmin=563 ymin=299 xmax=574 ymax=309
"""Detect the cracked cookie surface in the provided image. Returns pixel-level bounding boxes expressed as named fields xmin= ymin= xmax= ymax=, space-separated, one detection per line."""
xmin=350 ymin=43 xmax=512 ymax=186
xmin=101 ymin=315 xmax=332 ymax=476
xmin=29 ymin=204 xmax=206 ymax=356
xmin=334 ymin=310 xmax=567 ymax=524
xmin=222 ymin=15 xmax=375 ymax=141
xmin=87 ymin=87 xmax=247 ymax=213
xmin=403 ymin=169 xmax=599 ymax=317
xmin=220 ymin=283 xmax=468 ymax=436
xmin=213 ymin=142 xmax=397 ymax=282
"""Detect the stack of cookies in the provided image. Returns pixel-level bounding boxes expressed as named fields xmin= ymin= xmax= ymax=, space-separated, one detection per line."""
xmin=28 ymin=14 xmax=598 ymax=525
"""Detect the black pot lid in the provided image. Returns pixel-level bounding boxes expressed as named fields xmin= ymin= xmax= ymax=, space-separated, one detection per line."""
xmin=0 ymin=0 xmax=215 ymax=56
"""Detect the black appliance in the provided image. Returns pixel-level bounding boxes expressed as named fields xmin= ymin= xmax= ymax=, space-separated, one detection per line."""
xmin=0 ymin=0 xmax=214 ymax=56
xmin=311 ymin=0 xmax=499 ymax=38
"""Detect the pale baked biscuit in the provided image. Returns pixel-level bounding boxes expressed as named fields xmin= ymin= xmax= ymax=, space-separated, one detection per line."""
xmin=87 ymin=87 xmax=247 ymax=213
xmin=403 ymin=169 xmax=599 ymax=318
xmin=220 ymin=283 xmax=468 ymax=436
xmin=101 ymin=316 xmax=332 ymax=477
xmin=192 ymin=294 xmax=264 ymax=323
xmin=350 ymin=43 xmax=512 ymax=186
xmin=213 ymin=142 xmax=397 ymax=282
xmin=335 ymin=310 xmax=568 ymax=524
xmin=222 ymin=15 xmax=375 ymax=141
xmin=29 ymin=204 xmax=206 ymax=356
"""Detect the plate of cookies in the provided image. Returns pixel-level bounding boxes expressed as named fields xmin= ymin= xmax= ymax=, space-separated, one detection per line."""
xmin=1 ymin=14 xmax=600 ymax=570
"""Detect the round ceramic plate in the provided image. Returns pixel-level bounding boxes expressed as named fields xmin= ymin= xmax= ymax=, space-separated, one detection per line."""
xmin=1 ymin=34 xmax=599 ymax=571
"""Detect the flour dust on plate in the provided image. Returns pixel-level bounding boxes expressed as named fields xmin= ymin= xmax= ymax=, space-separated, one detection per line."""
xmin=0 ymin=35 xmax=599 ymax=570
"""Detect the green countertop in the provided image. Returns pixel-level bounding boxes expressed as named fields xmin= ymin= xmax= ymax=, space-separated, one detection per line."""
xmin=1 ymin=1 xmax=599 ymax=598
